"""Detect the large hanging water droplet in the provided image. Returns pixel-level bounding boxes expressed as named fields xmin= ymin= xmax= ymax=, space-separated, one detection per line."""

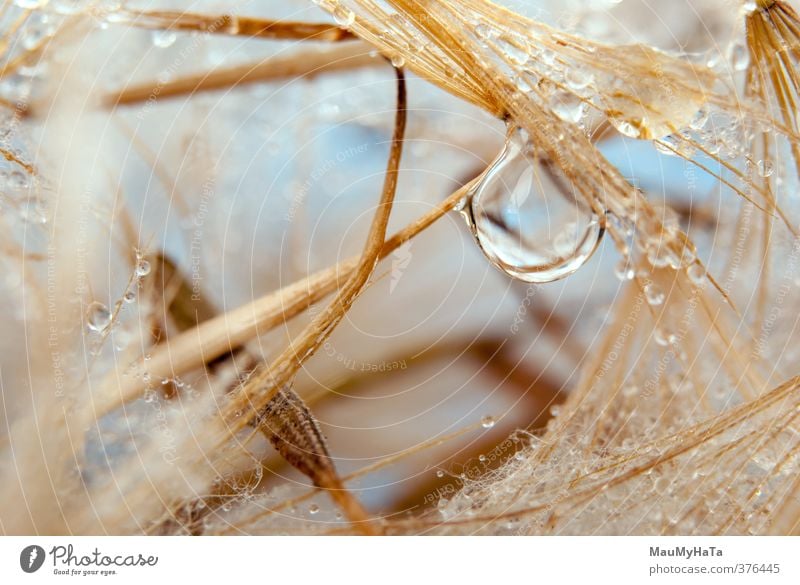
xmin=462 ymin=127 xmax=604 ymax=284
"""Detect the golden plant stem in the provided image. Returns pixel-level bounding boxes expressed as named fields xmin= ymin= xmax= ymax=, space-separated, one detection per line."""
xmin=220 ymin=65 xmax=409 ymax=434
xmin=104 ymin=43 xmax=377 ymax=107
xmin=115 ymin=10 xmax=357 ymax=42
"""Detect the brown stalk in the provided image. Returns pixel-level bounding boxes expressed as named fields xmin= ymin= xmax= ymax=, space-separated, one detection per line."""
xmin=105 ymin=43 xmax=377 ymax=107
xmin=220 ymin=65 xmax=407 ymax=436
xmin=113 ymin=10 xmax=357 ymax=42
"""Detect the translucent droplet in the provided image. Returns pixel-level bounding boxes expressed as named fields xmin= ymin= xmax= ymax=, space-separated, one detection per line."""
xmin=333 ymin=6 xmax=355 ymax=27
xmin=644 ymin=283 xmax=665 ymax=306
xmin=609 ymin=116 xmax=643 ymax=139
xmin=151 ymin=30 xmax=177 ymax=49
xmin=565 ymin=67 xmax=594 ymax=91
xmin=614 ymin=258 xmax=635 ymax=281
xmin=135 ymin=259 xmax=151 ymax=277
xmin=463 ymin=126 xmax=604 ymax=284
xmin=390 ymin=54 xmax=405 ymax=68
xmin=436 ymin=470 xmax=444 ymax=478
xmin=481 ymin=415 xmax=496 ymax=429
xmin=123 ymin=289 xmax=136 ymax=303
xmin=757 ymin=159 xmax=774 ymax=178
xmin=308 ymin=504 xmax=320 ymax=515
xmin=86 ymin=301 xmax=112 ymax=332
xmin=686 ymin=262 xmax=706 ymax=285
xmin=497 ymin=37 xmax=529 ymax=65
xmin=550 ymin=91 xmax=585 ymax=124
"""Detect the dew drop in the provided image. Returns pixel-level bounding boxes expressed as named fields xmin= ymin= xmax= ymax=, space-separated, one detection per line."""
xmin=123 ymin=289 xmax=136 ymax=303
xmin=614 ymin=258 xmax=635 ymax=281
xmin=757 ymin=159 xmax=774 ymax=178
xmin=481 ymin=415 xmax=496 ymax=429
xmin=463 ymin=126 xmax=604 ymax=284
xmin=308 ymin=504 xmax=320 ymax=515
xmin=390 ymin=54 xmax=405 ymax=68
xmin=333 ymin=6 xmax=356 ymax=27
xmin=565 ymin=67 xmax=594 ymax=91
xmin=549 ymin=91 xmax=585 ymax=124
xmin=436 ymin=470 xmax=444 ymax=478
xmin=86 ymin=301 xmax=112 ymax=332
xmin=686 ymin=262 xmax=706 ymax=285
xmin=151 ymin=30 xmax=177 ymax=49
xmin=644 ymin=283 xmax=665 ymax=306
xmin=135 ymin=259 xmax=151 ymax=277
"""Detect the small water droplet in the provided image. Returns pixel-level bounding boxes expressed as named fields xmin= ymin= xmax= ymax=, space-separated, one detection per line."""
xmin=151 ymin=30 xmax=177 ymax=49
xmin=614 ymin=258 xmax=635 ymax=281
xmin=757 ymin=159 xmax=774 ymax=178
xmin=390 ymin=54 xmax=405 ymax=68
xmin=481 ymin=415 xmax=496 ymax=429
xmin=550 ymin=91 xmax=585 ymax=124
xmin=463 ymin=126 xmax=604 ymax=283
xmin=123 ymin=289 xmax=136 ymax=303
xmin=686 ymin=262 xmax=706 ymax=285
xmin=309 ymin=504 xmax=320 ymax=515
xmin=644 ymin=283 xmax=665 ymax=306
xmin=86 ymin=301 xmax=112 ymax=332
xmin=333 ymin=6 xmax=355 ymax=27
xmin=565 ymin=67 xmax=594 ymax=91
xmin=436 ymin=470 xmax=444 ymax=478
xmin=135 ymin=259 xmax=151 ymax=277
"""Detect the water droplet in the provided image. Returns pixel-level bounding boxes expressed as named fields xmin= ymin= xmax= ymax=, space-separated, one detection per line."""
xmin=436 ymin=470 xmax=444 ymax=478
xmin=614 ymin=258 xmax=635 ymax=281
xmin=481 ymin=415 xmax=496 ymax=429
xmin=757 ymin=159 xmax=774 ymax=177
xmin=686 ymin=262 xmax=706 ymax=285
xmin=333 ymin=6 xmax=356 ymax=27
xmin=478 ymin=454 xmax=487 ymax=462
xmin=565 ymin=67 xmax=594 ymax=91
xmin=135 ymin=259 xmax=151 ymax=277
xmin=123 ymin=289 xmax=136 ymax=303
xmin=644 ymin=283 xmax=665 ymax=306
xmin=151 ymin=30 xmax=177 ymax=49
xmin=609 ymin=116 xmax=643 ymax=138
xmin=550 ymin=91 xmax=585 ymax=124
xmin=390 ymin=54 xmax=405 ymax=68
xmin=463 ymin=126 xmax=604 ymax=283
xmin=86 ymin=301 xmax=111 ymax=332
xmin=308 ymin=504 xmax=320 ymax=515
